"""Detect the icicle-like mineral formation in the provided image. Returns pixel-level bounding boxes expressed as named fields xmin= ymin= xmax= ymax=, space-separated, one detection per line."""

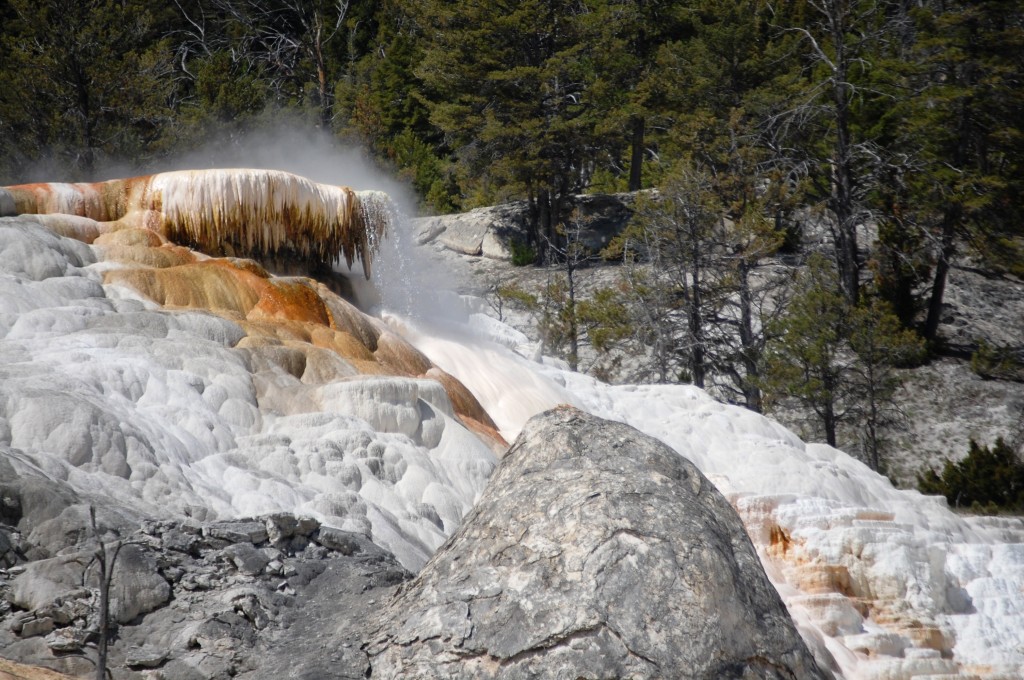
xmin=2 ymin=169 xmax=391 ymax=276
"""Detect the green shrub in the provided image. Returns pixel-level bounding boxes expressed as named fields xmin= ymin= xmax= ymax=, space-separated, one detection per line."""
xmin=509 ymin=239 xmax=537 ymax=267
xmin=970 ymin=340 xmax=1024 ymax=381
xmin=917 ymin=437 xmax=1024 ymax=512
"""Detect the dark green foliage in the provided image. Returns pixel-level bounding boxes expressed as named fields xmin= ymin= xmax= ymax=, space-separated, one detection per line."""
xmin=509 ymin=240 xmax=538 ymax=268
xmin=406 ymin=0 xmax=602 ymax=241
xmin=0 ymin=0 xmax=176 ymax=180
xmin=971 ymin=341 xmax=1024 ymax=382
xmin=883 ymin=1 xmax=1024 ymax=341
xmin=762 ymin=256 xmax=853 ymax=447
xmin=762 ymin=255 xmax=925 ymax=465
xmin=918 ymin=438 xmax=1024 ymax=513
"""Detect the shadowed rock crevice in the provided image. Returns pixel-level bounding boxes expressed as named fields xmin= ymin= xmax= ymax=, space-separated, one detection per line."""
xmin=366 ymin=407 xmax=830 ymax=679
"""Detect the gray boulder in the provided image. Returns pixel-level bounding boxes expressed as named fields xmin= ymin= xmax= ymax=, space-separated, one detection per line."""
xmin=367 ymin=407 xmax=828 ymax=679
xmin=203 ymin=520 xmax=269 ymax=545
xmin=417 ymin=203 xmax=530 ymax=258
xmin=414 ymin=193 xmax=637 ymax=261
xmin=0 ymin=474 xmax=80 ymax=537
xmin=0 ymin=526 xmax=20 ymax=567
xmin=108 ymin=543 xmax=172 ymax=623
xmin=10 ymin=554 xmax=89 ymax=612
xmin=10 ymin=543 xmax=170 ymax=625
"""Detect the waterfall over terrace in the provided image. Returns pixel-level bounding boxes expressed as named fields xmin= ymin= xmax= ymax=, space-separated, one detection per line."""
xmin=1 ymin=170 xmax=1022 ymax=680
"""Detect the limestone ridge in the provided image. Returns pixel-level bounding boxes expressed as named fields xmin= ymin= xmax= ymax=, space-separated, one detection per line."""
xmin=367 ymin=407 xmax=829 ymax=679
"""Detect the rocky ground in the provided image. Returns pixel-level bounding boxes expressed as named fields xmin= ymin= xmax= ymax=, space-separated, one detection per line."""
xmin=0 ymin=502 xmax=409 ymax=679
xmin=0 ymin=410 xmax=826 ymax=679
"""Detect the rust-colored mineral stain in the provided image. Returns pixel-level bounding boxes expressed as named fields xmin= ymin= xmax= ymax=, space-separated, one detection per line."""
xmin=460 ymin=416 xmax=509 ymax=454
xmin=104 ymin=262 xmax=261 ymax=315
xmin=768 ymin=524 xmax=792 ymax=556
xmin=249 ymin=279 xmax=332 ymax=326
xmin=792 ymin=564 xmax=855 ymax=597
xmin=99 ymin=244 xmax=196 ymax=269
xmin=426 ymin=367 xmax=499 ymax=431
xmin=94 ymin=227 xmax=166 ymax=248
xmin=240 ymin=318 xmax=315 ymax=344
xmin=374 ymin=331 xmax=433 ymax=376
xmin=309 ymin=326 xmax=377 ymax=363
xmin=315 ymin=282 xmax=381 ymax=351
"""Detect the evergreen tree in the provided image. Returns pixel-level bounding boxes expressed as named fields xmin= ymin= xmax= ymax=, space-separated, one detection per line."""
xmin=612 ymin=165 xmax=725 ymax=386
xmin=0 ymin=0 xmax=176 ymax=180
xmin=767 ymin=0 xmax=908 ymax=305
xmin=172 ymin=0 xmax=353 ymax=129
xmin=763 ymin=254 xmax=854 ymax=447
xmin=918 ymin=438 xmax=1024 ymax=512
xmin=764 ymin=254 xmax=923 ymax=462
xmin=710 ymin=200 xmax=789 ymax=412
xmin=582 ymin=0 xmax=693 ymax=191
xmin=896 ymin=1 xmax=1024 ymax=342
xmin=407 ymin=0 xmax=599 ymax=246
xmin=334 ymin=1 xmax=455 ymax=210
xmin=847 ymin=296 xmax=924 ymax=470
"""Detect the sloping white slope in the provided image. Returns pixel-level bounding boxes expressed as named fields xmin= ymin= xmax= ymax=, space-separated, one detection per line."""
xmin=0 ymin=219 xmax=496 ymax=570
xmin=400 ymin=311 xmax=1024 ymax=680
xmin=3 ymin=215 xmax=1022 ymax=679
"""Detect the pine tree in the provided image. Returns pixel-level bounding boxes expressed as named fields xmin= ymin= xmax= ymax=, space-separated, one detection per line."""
xmin=0 ymin=0 xmax=176 ymax=179
xmin=333 ymin=1 xmax=455 ymax=211
xmin=847 ymin=296 xmax=925 ymax=470
xmin=918 ymin=438 xmax=1024 ymax=512
xmin=613 ymin=166 xmax=726 ymax=386
xmin=896 ymin=1 xmax=1024 ymax=342
xmin=711 ymin=200 xmax=789 ymax=413
xmin=407 ymin=0 xmax=599 ymax=246
xmin=766 ymin=0 xmax=911 ymax=305
xmin=763 ymin=254 xmax=854 ymax=447
xmin=581 ymin=0 xmax=694 ymax=191
xmin=764 ymin=254 xmax=924 ymax=462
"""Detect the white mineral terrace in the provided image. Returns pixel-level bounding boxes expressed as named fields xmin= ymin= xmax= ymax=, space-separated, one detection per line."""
xmin=0 ymin=176 xmax=1021 ymax=679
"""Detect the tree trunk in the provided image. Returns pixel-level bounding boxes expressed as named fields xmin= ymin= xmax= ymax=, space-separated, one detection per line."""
xmin=538 ymin=189 xmax=552 ymax=264
xmin=628 ymin=116 xmax=644 ymax=192
xmin=313 ymin=16 xmax=332 ymax=130
xmin=316 ymin=58 xmax=331 ymax=129
xmin=823 ymin=398 xmax=837 ymax=448
xmin=566 ymin=256 xmax=578 ymax=372
xmin=923 ymin=210 xmax=957 ymax=342
xmin=73 ymin=63 xmax=95 ymax=177
xmin=96 ymin=565 xmax=110 ymax=680
xmin=831 ymin=80 xmax=858 ymax=305
xmin=737 ymin=261 xmax=762 ymax=412
xmin=688 ymin=240 xmax=706 ymax=388
xmin=866 ymin=398 xmax=880 ymax=471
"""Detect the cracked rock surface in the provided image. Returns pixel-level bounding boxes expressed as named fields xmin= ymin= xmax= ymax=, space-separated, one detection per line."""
xmin=366 ymin=406 xmax=828 ymax=679
xmin=0 ymin=501 xmax=410 ymax=679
